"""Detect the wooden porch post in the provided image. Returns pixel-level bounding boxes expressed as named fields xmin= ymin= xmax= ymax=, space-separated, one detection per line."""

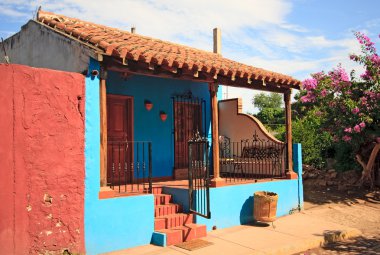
xmin=209 ymin=83 xmax=224 ymax=187
xmin=284 ymin=89 xmax=297 ymax=179
xmin=100 ymin=69 xmax=108 ymax=187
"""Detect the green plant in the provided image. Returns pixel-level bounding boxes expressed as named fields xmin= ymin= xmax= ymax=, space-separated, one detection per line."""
xmin=300 ymin=32 xmax=380 ymax=185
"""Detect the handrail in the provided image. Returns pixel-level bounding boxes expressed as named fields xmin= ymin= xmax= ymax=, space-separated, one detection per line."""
xmin=107 ymin=140 xmax=152 ymax=194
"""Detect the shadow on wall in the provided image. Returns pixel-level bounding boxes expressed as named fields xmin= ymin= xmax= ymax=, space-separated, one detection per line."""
xmin=240 ymin=196 xmax=254 ymax=225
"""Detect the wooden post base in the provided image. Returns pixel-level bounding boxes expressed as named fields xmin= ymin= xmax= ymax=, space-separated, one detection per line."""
xmin=210 ymin=177 xmax=225 ymax=187
xmin=286 ymin=171 xmax=298 ymax=180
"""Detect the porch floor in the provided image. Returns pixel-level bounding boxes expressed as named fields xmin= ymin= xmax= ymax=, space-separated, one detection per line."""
xmin=106 ymin=177 xmax=287 ymax=196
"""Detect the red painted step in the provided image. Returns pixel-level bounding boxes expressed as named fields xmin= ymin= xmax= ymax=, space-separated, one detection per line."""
xmin=157 ymin=228 xmax=183 ymax=246
xmin=154 ymin=194 xmax=172 ymax=205
xmin=155 ymin=203 xmax=182 ymax=217
xmin=154 ymin=218 xmax=166 ymax=231
xmin=153 ymin=192 xmax=207 ymax=246
xmin=156 ymin=213 xmax=194 ymax=229
xmin=144 ymin=187 xmax=163 ymax=194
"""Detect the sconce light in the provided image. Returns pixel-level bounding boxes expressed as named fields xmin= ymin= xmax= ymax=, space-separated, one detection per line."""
xmin=90 ymin=69 xmax=99 ymax=77
xmin=160 ymin=111 xmax=168 ymax=121
xmin=144 ymin=100 xmax=153 ymax=111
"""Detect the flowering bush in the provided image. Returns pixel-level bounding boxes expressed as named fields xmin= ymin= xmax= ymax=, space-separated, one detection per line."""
xmin=300 ymin=32 xmax=380 ymax=152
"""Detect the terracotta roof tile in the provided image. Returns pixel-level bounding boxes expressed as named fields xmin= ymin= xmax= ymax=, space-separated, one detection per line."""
xmin=36 ymin=10 xmax=300 ymax=89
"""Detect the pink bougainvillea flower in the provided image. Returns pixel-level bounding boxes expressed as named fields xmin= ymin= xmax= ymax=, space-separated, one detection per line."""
xmin=359 ymin=122 xmax=366 ymax=128
xmin=300 ymin=96 xmax=309 ymax=103
xmin=368 ymin=54 xmax=380 ymax=66
xmin=349 ymin=54 xmax=358 ymax=61
xmin=300 ymin=91 xmax=316 ymax=103
xmin=329 ymin=65 xmax=350 ymax=89
xmin=355 ymin=32 xmax=376 ymax=53
xmin=321 ymin=89 xmax=327 ymax=97
xmin=342 ymin=135 xmax=352 ymax=142
xmin=312 ymin=72 xmax=326 ymax=81
xmin=352 ymin=107 xmax=360 ymax=114
xmin=302 ymin=78 xmax=318 ymax=90
xmin=344 ymin=127 xmax=352 ymax=133
xmin=365 ymin=91 xmax=376 ymax=99
xmin=338 ymin=67 xmax=350 ymax=82
xmin=353 ymin=125 xmax=361 ymax=133
xmin=360 ymin=69 xmax=372 ymax=80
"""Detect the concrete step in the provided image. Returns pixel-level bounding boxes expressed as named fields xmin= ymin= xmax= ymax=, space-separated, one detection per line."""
xmin=155 ymin=203 xmax=182 ymax=217
xmin=154 ymin=194 xmax=172 ymax=205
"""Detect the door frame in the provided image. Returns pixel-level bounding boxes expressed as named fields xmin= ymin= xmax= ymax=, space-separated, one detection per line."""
xmin=106 ymin=94 xmax=134 ymax=185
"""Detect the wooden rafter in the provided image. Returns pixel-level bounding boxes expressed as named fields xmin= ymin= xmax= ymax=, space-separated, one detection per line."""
xmin=103 ymin=57 xmax=288 ymax=94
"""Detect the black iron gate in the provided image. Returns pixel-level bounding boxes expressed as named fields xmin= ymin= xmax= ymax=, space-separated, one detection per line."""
xmin=172 ymin=94 xmax=206 ymax=169
xmin=188 ymin=136 xmax=211 ymax=219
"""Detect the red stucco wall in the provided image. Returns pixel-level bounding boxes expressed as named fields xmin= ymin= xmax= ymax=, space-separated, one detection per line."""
xmin=0 ymin=64 xmax=85 ymax=255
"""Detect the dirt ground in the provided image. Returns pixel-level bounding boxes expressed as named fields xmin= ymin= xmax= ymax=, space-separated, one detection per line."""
xmin=295 ymin=183 xmax=380 ymax=255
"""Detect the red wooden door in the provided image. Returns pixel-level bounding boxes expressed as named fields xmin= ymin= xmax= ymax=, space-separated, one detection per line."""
xmin=107 ymin=95 xmax=133 ymax=185
xmin=174 ymin=102 xmax=202 ymax=169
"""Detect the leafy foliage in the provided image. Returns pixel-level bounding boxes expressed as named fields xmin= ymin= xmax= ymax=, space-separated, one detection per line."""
xmin=252 ymin=93 xmax=284 ymax=127
xmin=253 ymin=92 xmax=283 ymax=111
xmin=299 ymin=32 xmax=380 ymax=171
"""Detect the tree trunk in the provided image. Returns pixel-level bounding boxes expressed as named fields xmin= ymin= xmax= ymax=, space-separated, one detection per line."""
xmin=356 ymin=143 xmax=380 ymax=188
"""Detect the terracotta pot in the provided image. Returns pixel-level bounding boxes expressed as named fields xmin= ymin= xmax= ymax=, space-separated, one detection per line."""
xmin=145 ymin=103 xmax=153 ymax=111
xmin=160 ymin=112 xmax=167 ymax=121
xmin=253 ymin=191 xmax=278 ymax=222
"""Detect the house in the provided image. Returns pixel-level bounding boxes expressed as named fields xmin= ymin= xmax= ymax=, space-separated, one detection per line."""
xmin=0 ymin=10 xmax=303 ymax=255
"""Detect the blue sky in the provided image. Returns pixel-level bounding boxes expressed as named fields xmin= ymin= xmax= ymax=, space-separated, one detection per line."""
xmin=1 ymin=0 xmax=379 ymax=112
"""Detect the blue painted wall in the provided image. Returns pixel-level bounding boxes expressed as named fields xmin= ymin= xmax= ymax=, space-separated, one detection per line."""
xmin=165 ymin=144 xmax=303 ymax=231
xmin=195 ymin=179 xmax=300 ymax=231
xmin=293 ymin=143 xmax=304 ymax=209
xmin=106 ymin=72 xmax=212 ymax=178
xmin=84 ymin=59 xmax=154 ymax=255
xmin=194 ymin=144 xmax=303 ymax=231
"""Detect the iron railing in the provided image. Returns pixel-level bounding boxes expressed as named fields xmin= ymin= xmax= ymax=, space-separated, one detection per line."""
xmin=219 ymin=137 xmax=286 ymax=182
xmin=188 ymin=136 xmax=211 ymax=218
xmin=107 ymin=141 xmax=152 ymax=193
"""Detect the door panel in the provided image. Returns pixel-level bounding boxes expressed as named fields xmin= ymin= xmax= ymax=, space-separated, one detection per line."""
xmin=107 ymin=95 xmax=133 ymax=185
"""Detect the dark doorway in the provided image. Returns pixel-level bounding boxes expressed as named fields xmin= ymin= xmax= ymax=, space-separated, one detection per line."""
xmin=173 ymin=96 xmax=206 ymax=179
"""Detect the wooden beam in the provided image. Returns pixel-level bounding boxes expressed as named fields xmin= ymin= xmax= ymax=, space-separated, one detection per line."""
xmin=215 ymin=76 xmax=287 ymax=93
xmin=105 ymin=59 xmax=214 ymax=84
xmin=209 ymin=83 xmax=224 ymax=187
xmin=284 ymin=89 xmax=297 ymax=179
xmin=103 ymin=56 xmax=289 ymax=93
xmin=100 ymin=70 xmax=108 ymax=187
